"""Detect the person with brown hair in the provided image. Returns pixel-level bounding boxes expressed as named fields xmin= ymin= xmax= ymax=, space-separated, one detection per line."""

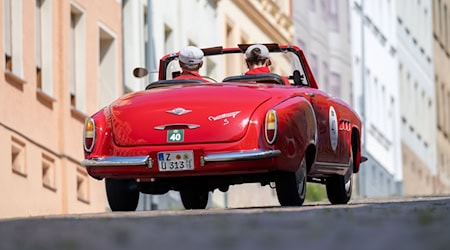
xmin=244 ymin=44 xmax=272 ymax=75
xmin=244 ymin=44 xmax=289 ymax=84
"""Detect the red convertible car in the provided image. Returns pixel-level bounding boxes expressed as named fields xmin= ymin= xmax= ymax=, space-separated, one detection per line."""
xmin=82 ymin=44 xmax=364 ymax=211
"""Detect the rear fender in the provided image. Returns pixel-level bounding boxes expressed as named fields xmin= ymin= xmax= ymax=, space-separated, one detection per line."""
xmin=84 ymin=108 xmax=113 ymax=158
xmin=272 ymin=97 xmax=317 ymax=172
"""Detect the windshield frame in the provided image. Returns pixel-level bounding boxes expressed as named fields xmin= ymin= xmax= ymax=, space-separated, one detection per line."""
xmin=157 ymin=44 xmax=318 ymax=89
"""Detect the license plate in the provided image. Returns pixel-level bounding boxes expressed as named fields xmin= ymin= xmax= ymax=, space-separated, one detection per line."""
xmin=157 ymin=150 xmax=194 ymax=171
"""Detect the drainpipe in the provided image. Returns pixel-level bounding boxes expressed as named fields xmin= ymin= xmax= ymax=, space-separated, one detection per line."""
xmin=145 ymin=0 xmax=156 ymax=210
xmin=360 ymin=0 xmax=367 ymax=197
xmin=147 ymin=0 xmax=157 ymax=81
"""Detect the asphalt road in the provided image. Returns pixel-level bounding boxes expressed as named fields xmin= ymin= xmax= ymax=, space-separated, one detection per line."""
xmin=1 ymin=196 xmax=449 ymax=250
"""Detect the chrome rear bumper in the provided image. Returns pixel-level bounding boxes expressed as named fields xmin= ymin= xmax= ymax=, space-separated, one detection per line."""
xmin=81 ymin=149 xmax=281 ymax=168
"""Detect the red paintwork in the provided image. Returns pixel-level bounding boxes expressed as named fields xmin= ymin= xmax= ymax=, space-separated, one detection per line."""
xmin=84 ymin=45 xmax=362 ymax=185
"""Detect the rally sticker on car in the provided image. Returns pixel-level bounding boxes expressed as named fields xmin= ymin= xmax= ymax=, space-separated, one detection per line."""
xmin=329 ymin=106 xmax=338 ymax=151
xmin=208 ymin=111 xmax=241 ymax=126
xmin=167 ymin=129 xmax=184 ymax=142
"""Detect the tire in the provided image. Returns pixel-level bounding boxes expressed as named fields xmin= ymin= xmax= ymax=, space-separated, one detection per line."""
xmin=105 ymin=179 xmax=139 ymax=211
xmin=179 ymin=191 xmax=209 ymax=209
xmin=325 ymin=152 xmax=353 ymax=205
xmin=275 ymin=158 xmax=307 ymax=206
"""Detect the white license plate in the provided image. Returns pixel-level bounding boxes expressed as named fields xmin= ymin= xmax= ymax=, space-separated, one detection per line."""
xmin=157 ymin=150 xmax=194 ymax=171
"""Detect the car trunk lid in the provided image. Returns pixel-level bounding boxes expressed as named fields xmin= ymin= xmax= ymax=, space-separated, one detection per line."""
xmin=110 ymin=84 xmax=271 ymax=146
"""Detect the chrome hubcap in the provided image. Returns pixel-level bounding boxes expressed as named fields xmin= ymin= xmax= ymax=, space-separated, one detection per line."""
xmin=296 ymin=159 xmax=307 ymax=196
xmin=344 ymin=178 xmax=351 ymax=193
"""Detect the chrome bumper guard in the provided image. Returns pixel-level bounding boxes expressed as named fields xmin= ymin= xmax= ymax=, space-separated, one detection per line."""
xmin=81 ymin=149 xmax=281 ymax=168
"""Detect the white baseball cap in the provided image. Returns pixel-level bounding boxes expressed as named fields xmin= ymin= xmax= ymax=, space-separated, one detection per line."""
xmin=179 ymin=46 xmax=204 ymax=65
xmin=245 ymin=44 xmax=270 ymax=59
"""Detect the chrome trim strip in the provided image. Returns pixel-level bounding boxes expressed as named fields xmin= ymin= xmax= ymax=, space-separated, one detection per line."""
xmin=154 ymin=124 xmax=200 ymax=130
xmin=81 ymin=149 xmax=281 ymax=168
xmin=81 ymin=156 xmax=151 ymax=167
xmin=203 ymin=149 xmax=281 ymax=163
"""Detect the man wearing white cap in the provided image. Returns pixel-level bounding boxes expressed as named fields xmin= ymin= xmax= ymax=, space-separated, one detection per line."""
xmin=175 ymin=46 xmax=208 ymax=81
xmin=244 ymin=44 xmax=289 ymax=84
xmin=244 ymin=44 xmax=272 ymax=75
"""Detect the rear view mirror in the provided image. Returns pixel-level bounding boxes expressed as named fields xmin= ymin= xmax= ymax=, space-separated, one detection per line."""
xmin=133 ymin=67 xmax=149 ymax=78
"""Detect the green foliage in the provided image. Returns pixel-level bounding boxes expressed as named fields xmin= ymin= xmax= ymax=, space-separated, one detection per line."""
xmin=305 ymin=183 xmax=327 ymax=202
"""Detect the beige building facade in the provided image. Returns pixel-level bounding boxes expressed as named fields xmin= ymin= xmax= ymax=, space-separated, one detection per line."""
xmin=433 ymin=0 xmax=450 ymax=194
xmin=1 ymin=0 xmax=122 ymax=218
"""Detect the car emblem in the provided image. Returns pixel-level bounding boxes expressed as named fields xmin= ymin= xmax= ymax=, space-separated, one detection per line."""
xmin=167 ymin=107 xmax=192 ymax=116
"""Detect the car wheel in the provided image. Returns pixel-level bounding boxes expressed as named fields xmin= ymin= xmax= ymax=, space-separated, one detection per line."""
xmin=275 ymin=158 xmax=307 ymax=206
xmin=326 ymin=152 xmax=353 ymax=205
xmin=179 ymin=191 xmax=209 ymax=209
xmin=105 ymin=179 xmax=139 ymax=211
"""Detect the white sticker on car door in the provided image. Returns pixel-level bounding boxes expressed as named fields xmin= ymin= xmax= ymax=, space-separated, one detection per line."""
xmin=329 ymin=106 xmax=338 ymax=151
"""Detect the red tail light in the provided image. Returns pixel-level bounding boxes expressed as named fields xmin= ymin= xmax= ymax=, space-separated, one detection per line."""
xmin=265 ymin=109 xmax=278 ymax=144
xmin=83 ymin=118 xmax=96 ymax=152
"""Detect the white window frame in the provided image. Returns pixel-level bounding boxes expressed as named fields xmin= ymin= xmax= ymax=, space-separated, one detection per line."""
xmin=70 ymin=3 xmax=86 ymax=112
xmin=36 ymin=0 xmax=54 ymax=96
xmin=122 ymin=0 xmax=147 ymax=91
xmin=3 ymin=0 xmax=24 ymax=78
xmin=98 ymin=23 xmax=118 ymax=109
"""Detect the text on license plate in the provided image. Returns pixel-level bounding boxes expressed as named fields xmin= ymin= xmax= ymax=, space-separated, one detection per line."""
xmin=158 ymin=150 xmax=194 ymax=171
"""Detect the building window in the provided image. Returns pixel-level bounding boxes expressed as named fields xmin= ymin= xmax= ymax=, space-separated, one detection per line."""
xmin=445 ymin=4 xmax=448 ymax=49
xmin=205 ymin=58 xmax=217 ymax=80
xmin=444 ymin=91 xmax=450 ymax=136
xmin=434 ymin=0 xmax=437 ymax=34
xmin=35 ymin=0 xmax=53 ymax=96
xmin=122 ymin=0 xmax=147 ymax=92
xmin=310 ymin=53 xmax=318 ymax=80
xmin=320 ymin=0 xmax=327 ymax=19
xmin=164 ymin=24 xmax=174 ymax=55
xmin=443 ymin=84 xmax=447 ymax=133
xmin=297 ymin=38 xmax=306 ymax=51
xmin=323 ymin=62 xmax=329 ymax=91
xmin=3 ymin=0 xmax=23 ymax=77
xmin=76 ymin=167 xmax=90 ymax=203
xmin=70 ymin=4 xmax=86 ymax=111
xmin=11 ymin=137 xmax=26 ymax=177
xmin=439 ymin=0 xmax=442 ymax=36
xmin=4 ymin=0 xmax=13 ymax=71
xmin=329 ymin=0 xmax=339 ymax=32
xmin=436 ymin=76 xmax=441 ymax=129
xmin=143 ymin=5 xmax=149 ymax=71
xmin=42 ymin=154 xmax=56 ymax=191
xmin=98 ymin=25 xmax=118 ymax=109
xmin=309 ymin=0 xmax=315 ymax=12
xmin=330 ymin=72 xmax=341 ymax=98
xmin=225 ymin=21 xmax=237 ymax=75
xmin=35 ymin=0 xmax=43 ymax=89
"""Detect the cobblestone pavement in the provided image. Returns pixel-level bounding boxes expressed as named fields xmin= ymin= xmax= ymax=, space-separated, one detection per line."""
xmin=0 ymin=196 xmax=449 ymax=250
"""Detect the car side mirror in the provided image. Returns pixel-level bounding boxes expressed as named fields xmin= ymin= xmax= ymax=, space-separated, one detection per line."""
xmin=133 ymin=67 xmax=149 ymax=78
xmin=293 ymin=70 xmax=306 ymax=86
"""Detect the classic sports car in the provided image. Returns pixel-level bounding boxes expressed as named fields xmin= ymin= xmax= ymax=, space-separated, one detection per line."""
xmin=82 ymin=44 xmax=364 ymax=211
